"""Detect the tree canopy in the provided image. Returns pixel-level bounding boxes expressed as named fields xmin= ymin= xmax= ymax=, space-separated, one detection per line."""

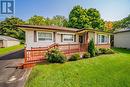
xmin=113 ymin=14 xmax=130 ymax=30
xmin=0 ymin=17 xmax=25 ymax=40
xmin=27 ymin=15 xmax=46 ymax=25
xmin=68 ymin=5 xmax=105 ymax=30
xmin=45 ymin=15 xmax=68 ymax=27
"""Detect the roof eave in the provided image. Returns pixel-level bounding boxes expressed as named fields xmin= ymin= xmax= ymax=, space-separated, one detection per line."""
xmin=17 ymin=25 xmax=78 ymax=33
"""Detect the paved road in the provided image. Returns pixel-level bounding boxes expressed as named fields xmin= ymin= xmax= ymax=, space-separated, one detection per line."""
xmin=0 ymin=49 xmax=31 ymax=87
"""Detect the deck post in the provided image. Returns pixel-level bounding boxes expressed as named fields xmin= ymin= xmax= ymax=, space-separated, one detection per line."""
xmin=24 ymin=47 xmax=27 ymax=63
xmin=69 ymin=44 xmax=70 ymax=54
xmin=79 ymin=44 xmax=80 ymax=52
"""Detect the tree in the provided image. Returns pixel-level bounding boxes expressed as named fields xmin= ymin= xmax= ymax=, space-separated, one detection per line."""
xmin=113 ymin=14 xmax=130 ymax=30
xmin=0 ymin=17 xmax=25 ymax=40
xmin=88 ymin=39 xmax=95 ymax=57
xmin=27 ymin=15 xmax=46 ymax=25
xmin=87 ymin=8 xmax=105 ymax=30
xmin=68 ymin=5 xmax=90 ymax=29
xmin=51 ymin=15 xmax=68 ymax=27
xmin=105 ymin=21 xmax=113 ymax=30
xmin=68 ymin=5 xmax=105 ymax=30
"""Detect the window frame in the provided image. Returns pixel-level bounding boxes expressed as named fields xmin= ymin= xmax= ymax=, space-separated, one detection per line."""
xmin=98 ymin=34 xmax=108 ymax=44
xmin=37 ymin=31 xmax=53 ymax=42
xmin=62 ymin=34 xmax=75 ymax=42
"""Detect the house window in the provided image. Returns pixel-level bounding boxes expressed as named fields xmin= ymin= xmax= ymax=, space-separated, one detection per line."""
xmin=98 ymin=34 xmax=108 ymax=44
xmin=63 ymin=34 xmax=74 ymax=42
xmin=37 ymin=32 xmax=53 ymax=42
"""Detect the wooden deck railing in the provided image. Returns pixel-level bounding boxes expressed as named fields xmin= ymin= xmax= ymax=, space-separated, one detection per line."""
xmin=24 ymin=43 xmax=88 ymax=63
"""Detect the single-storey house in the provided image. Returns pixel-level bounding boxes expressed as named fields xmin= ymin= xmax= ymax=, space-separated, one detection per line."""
xmin=17 ymin=25 xmax=111 ymax=63
xmin=0 ymin=35 xmax=20 ymax=48
xmin=114 ymin=28 xmax=130 ymax=49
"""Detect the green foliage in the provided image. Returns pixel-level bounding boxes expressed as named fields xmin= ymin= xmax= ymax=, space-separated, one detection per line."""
xmin=113 ymin=14 xmax=130 ymax=30
xmin=99 ymin=48 xmax=107 ymax=54
xmin=88 ymin=39 xmax=95 ymax=57
xmin=46 ymin=48 xmax=67 ymax=63
xmin=82 ymin=52 xmax=90 ymax=58
xmin=27 ymin=15 xmax=68 ymax=27
xmin=105 ymin=49 xmax=115 ymax=54
xmin=99 ymin=48 xmax=115 ymax=54
xmin=95 ymin=48 xmax=101 ymax=56
xmin=68 ymin=5 xmax=105 ymax=30
xmin=0 ymin=17 xmax=25 ymax=40
xmin=27 ymin=15 xmax=46 ymax=25
xmin=69 ymin=53 xmax=80 ymax=61
xmin=50 ymin=15 xmax=68 ymax=27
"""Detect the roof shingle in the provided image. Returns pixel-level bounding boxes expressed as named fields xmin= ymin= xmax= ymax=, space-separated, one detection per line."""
xmin=0 ymin=35 xmax=19 ymax=41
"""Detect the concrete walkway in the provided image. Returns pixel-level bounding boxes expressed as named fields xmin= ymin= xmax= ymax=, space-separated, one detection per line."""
xmin=0 ymin=49 xmax=31 ymax=87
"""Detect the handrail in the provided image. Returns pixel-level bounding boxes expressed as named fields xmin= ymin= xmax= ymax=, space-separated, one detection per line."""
xmin=24 ymin=43 xmax=88 ymax=63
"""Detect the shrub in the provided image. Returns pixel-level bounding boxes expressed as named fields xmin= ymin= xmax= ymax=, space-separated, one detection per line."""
xmin=69 ymin=53 xmax=80 ymax=61
xmin=82 ymin=52 xmax=90 ymax=58
xmin=105 ymin=49 xmax=115 ymax=54
xmin=99 ymin=48 xmax=107 ymax=54
xmin=46 ymin=48 xmax=67 ymax=63
xmin=99 ymin=48 xmax=115 ymax=54
xmin=95 ymin=48 xmax=101 ymax=56
xmin=88 ymin=39 xmax=95 ymax=57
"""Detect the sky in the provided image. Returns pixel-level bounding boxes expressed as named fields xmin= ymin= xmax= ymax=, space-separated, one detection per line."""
xmin=1 ymin=0 xmax=130 ymax=21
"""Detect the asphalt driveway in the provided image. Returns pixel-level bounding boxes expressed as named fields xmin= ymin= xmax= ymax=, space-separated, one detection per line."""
xmin=0 ymin=49 xmax=31 ymax=87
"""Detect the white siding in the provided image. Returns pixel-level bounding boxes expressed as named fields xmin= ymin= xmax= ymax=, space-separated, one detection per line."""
xmin=6 ymin=41 xmax=20 ymax=47
xmin=88 ymin=32 xmax=110 ymax=45
xmin=114 ymin=32 xmax=130 ymax=48
xmin=0 ymin=40 xmax=3 ymax=48
xmin=25 ymin=30 xmax=79 ymax=50
xmin=88 ymin=32 xmax=95 ymax=43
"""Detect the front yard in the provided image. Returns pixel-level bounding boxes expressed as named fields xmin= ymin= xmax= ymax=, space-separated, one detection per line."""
xmin=26 ymin=48 xmax=130 ymax=87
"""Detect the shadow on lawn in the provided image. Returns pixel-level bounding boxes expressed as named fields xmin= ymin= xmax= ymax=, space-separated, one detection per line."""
xmin=0 ymin=49 xmax=24 ymax=60
xmin=112 ymin=48 xmax=130 ymax=54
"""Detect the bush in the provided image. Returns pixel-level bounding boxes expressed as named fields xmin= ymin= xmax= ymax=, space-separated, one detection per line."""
xmin=46 ymin=48 xmax=67 ymax=63
xmin=105 ymin=49 xmax=115 ymax=54
xmin=88 ymin=39 xmax=95 ymax=57
xmin=99 ymin=48 xmax=107 ymax=54
xmin=82 ymin=52 xmax=90 ymax=58
xmin=95 ymin=48 xmax=101 ymax=56
xmin=69 ymin=53 xmax=80 ymax=61
xmin=99 ymin=48 xmax=115 ymax=54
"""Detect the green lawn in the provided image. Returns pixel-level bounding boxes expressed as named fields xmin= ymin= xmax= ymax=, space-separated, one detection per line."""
xmin=26 ymin=48 xmax=130 ymax=87
xmin=0 ymin=44 xmax=24 ymax=55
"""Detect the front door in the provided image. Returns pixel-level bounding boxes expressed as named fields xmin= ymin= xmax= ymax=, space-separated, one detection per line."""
xmin=79 ymin=32 xmax=88 ymax=51
xmin=79 ymin=36 xmax=83 ymax=44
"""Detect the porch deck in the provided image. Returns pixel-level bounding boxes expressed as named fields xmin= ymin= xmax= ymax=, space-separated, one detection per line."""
xmin=24 ymin=43 xmax=88 ymax=64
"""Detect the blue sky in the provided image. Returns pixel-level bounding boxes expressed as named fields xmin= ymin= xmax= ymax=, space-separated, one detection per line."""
xmin=1 ymin=0 xmax=130 ymax=21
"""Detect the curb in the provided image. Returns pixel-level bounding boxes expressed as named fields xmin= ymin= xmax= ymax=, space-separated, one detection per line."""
xmin=22 ymin=68 xmax=32 ymax=87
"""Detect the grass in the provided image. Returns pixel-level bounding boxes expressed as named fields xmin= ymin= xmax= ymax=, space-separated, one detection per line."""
xmin=26 ymin=48 xmax=130 ymax=87
xmin=0 ymin=44 xmax=24 ymax=55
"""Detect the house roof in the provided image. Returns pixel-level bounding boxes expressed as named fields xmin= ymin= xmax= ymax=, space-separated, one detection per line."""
xmin=17 ymin=25 xmax=79 ymax=33
xmin=114 ymin=28 xmax=130 ymax=34
xmin=17 ymin=25 xmax=111 ymax=34
xmin=0 ymin=35 xmax=19 ymax=41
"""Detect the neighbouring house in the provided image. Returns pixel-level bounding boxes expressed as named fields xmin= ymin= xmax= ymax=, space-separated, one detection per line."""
xmin=114 ymin=28 xmax=130 ymax=49
xmin=17 ymin=25 xmax=111 ymax=63
xmin=0 ymin=35 xmax=20 ymax=48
